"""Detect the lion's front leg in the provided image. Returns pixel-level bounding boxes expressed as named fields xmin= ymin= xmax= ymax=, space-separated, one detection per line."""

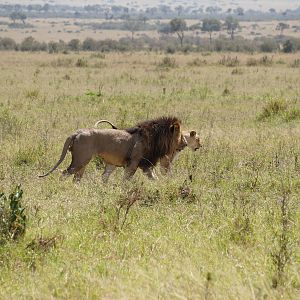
xmin=160 ymin=155 xmax=171 ymax=175
xmin=123 ymin=141 xmax=143 ymax=180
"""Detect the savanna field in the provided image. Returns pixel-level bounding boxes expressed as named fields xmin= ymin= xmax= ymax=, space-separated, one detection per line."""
xmin=0 ymin=51 xmax=300 ymax=299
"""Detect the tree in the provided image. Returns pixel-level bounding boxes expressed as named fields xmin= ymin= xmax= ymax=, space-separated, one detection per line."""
xmin=175 ymin=5 xmax=184 ymax=16
xmin=138 ymin=14 xmax=149 ymax=24
xmin=170 ymin=18 xmax=187 ymax=47
xmin=19 ymin=12 xmax=27 ymax=24
xmin=68 ymin=39 xmax=81 ymax=51
xmin=9 ymin=12 xmax=27 ymax=24
xmin=201 ymin=18 xmax=221 ymax=43
xmin=235 ymin=7 xmax=244 ymax=16
xmin=283 ymin=40 xmax=294 ymax=53
xmin=125 ymin=19 xmax=141 ymax=41
xmin=9 ymin=12 xmax=18 ymax=24
xmin=276 ymin=22 xmax=289 ymax=36
xmin=225 ymin=16 xmax=239 ymax=40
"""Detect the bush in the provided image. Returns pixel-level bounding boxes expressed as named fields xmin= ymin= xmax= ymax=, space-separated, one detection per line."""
xmin=260 ymin=39 xmax=277 ymax=52
xmin=218 ymin=55 xmax=239 ymax=67
xmin=0 ymin=37 xmax=17 ymax=50
xmin=0 ymin=185 xmax=26 ymax=244
xmin=158 ymin=56 xmax=177 ymax=68
xmin=258 ymin=99 xmax=287 ymax=121
xmin=283 ymin=40 xmax=294 ymax=53
xmin=75 ymin=58 xmax=88 ymax=67
xmin=20 ymin=36 xmax=47 ymax=51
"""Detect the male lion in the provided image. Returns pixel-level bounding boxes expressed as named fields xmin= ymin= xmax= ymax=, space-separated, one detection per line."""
xmin=94 ymin=120 xmax=201 ymax=176
xmin=39 ymin=116 xmax=185 ymax=182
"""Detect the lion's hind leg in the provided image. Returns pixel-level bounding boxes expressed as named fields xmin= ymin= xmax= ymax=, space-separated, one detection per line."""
xmin=102 ymin=164 xmax=116 ymax=183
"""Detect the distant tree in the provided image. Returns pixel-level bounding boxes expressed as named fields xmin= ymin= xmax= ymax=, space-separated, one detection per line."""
xmin=111 ymin=6 xmax=123 ymax=15
xmin=0 ymin=37 xmax=17 ymax=50
xmin=269 ymin=8 xmax=276 ymax=14
xmin=82 ymin=38 xmax=97 ymax=51
xmin=235 ymin=7 xmax=244 ymax=16
xmin=175 ymin=5 xmax=184 ymax=16
xmin=170 ymin=18 xmax=187 ymax=47
xmin=205 ymin=6 xmax=222 ymax=14
xmin=202 ymin=18 xmax=221 ymax=43
xmin=158 ymin=23 xmax=172 ymax=35
xmin=18 ymin=12 xmax=27 ymax=24
xmin=276 ymin=22 xmax=290 ymax=36
xmin=9 ymin=12 xmax=18 ymax=24
xmin=145 ymin=7 xmax=158 ymax=17
xmin=283 ymin=40 xmax=294 ymax=53
xmin=125 ymin=19 xmax=141 ymax=41
xmin=9 ymin=11 xmax=26 ymax=24
xmin=138 ymin=14 xmax=149 ymax=24
xmin=68 ymin=39 xmax=81 ymax=51
xmin=42 ymin=3 xmax=50 ymax=13
xmin=225 ymin=16 xmax=239 ymax=40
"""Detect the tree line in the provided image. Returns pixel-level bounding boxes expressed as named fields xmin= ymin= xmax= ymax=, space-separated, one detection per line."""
xmin=0 ymin=35 xmax=299 ymax=54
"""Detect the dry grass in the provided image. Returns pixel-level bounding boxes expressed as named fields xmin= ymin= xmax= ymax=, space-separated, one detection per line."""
xmin=1 ymin=16 xmax=299 ymax=42
xmin=0 ymin=51 xmax=300 ymax=299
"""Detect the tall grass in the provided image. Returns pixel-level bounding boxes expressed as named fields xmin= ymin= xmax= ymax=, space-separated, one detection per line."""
xmin=0 ymin=52 xmax=300 ymax=299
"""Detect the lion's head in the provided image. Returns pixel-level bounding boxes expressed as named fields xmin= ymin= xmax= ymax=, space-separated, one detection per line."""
xmin=126 ymin=116 xmax=183 ymax=170
xmin=183 ymin=130 xmax=201 ymax=151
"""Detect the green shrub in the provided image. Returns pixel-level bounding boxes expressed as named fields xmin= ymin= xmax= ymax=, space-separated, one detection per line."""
xmin=258 ymin=99 xmax=287 ymax=121
xmin=0 ymin=184 xmax=26 ymax=244
xmin=284 ymin=108 xmax=300 ymax=122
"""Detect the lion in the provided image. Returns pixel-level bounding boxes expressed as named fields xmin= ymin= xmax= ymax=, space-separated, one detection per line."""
xmin=94 ymin=120 xmax=201 ymax=176
xmin=39 ymin=116 xmax=186 ymax=182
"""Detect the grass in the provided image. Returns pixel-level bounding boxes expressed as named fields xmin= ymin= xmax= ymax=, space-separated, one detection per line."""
xmin=0 ymin=51 xmax=300 ymax=299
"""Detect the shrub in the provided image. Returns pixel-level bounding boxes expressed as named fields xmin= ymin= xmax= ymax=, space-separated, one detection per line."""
xmin=283 ymin=40 xmax=294 ymax=53
xmin=75 ymin=58 xmax=88 ymax=67
xmin=218 ymin=55 xmax=239 ymax=67
xmin=0 ymin=184 xmax=26 ymax=244
xmin=258 ymin=99 xmax=287 ymax=121
xmin=0 ymin=37 xmax=17 ymax=50
xmin=259 ymin=55 xmax=273 ymax=66
xmin=260 ymin=39 xmax=277 ymax=52
xmin=158 ymin=56 xmax=177 ymax=68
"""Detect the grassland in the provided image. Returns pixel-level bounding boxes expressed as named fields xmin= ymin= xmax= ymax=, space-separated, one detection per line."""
xmin=1 ymin=16 xmax=299 ymax=42
xmin=0 ymin=51 xmax=300 ymax=299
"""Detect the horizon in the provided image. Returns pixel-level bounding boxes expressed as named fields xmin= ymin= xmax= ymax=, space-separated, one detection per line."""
xmin=0 ymin=0 xmax=299 ymax=12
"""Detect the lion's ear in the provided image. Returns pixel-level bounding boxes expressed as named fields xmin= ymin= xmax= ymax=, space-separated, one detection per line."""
xmin=170 ymin=123 xmax=180 ymax=132
xmin=190 ymin=130 xmax=196 ymax=137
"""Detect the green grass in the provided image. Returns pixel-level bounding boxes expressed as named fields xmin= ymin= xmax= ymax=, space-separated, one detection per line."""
xmin=0 ymin=51 xmax=300 ymax=299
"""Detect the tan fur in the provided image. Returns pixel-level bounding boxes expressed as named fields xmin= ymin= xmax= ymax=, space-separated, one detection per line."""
xmin=39 ymin=117 xmax=183 ymax=182
xmin=94 ymin=120 xmax=200 ymax=177
xmin=160 ymin=130 xmax=201 ymax=174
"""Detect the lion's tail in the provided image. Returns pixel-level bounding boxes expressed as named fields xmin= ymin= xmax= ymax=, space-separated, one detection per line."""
xmin=38 ymin=133 xmax=77 ymax=178
xmin=94 ymin=119 xmax=118 ymax=129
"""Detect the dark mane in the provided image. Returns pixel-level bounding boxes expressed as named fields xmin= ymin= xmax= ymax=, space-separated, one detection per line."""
xmin=126 ymin=116 xmax=181 ymax=169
